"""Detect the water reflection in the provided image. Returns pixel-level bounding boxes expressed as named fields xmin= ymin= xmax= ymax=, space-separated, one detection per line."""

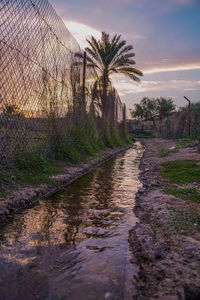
xmin=0 ymin=142 xmax=143 ymax=300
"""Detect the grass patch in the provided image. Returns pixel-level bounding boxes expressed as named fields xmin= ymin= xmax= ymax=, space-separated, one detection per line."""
xmin=104 ymin=129 xmax=124 ymax=148
xmin=157 ymin=148 xmax=178 ymax=157
xmin=170 ymin=208 xmax=200 ymax=234
xmin=0 ymin=191 xmax=16 ymax=199
xmin=13 ymin=150 xmax=64 ymax=185
xmin=174 ymin=138 xmax=192 ymax=148
xmin=125 ymin=134 xmax=135 ymax=144
xmin=161 ymin=160 xmax=200 ymax=184
xmin=14 ymin=163 xmax=63 ymax=186
xmin=164 ymin=187 xmax=200 ymax=202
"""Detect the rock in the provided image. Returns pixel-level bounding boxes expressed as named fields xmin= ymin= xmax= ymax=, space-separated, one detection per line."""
xmin=105 ymin=292 xmax=111 ymax=298
xmin=154 ymin=251 xmax=163 ymax=260
xmin=138 ymin=189 xmax=144 ymax=195
xmin=143 ymin=183 xmax=149 ymax=189
xmin=168 ymin=146 xmax=176 ymax=151
xmin=185 ymin=244 xmax=197 ymax=252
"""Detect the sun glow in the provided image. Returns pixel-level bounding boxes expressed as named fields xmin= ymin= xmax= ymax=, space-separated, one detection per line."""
xmin=64 ymin=21 xmax=101 ymax=49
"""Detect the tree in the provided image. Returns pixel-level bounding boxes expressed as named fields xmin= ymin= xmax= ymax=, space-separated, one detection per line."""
xmin=131 ymin=97 xmax=175 ymax=134
xmin=131 ymin=97 xmax=157 ymax=129
xmin=156 ymin=97 xmax=175 ymax=124
xmin=75 ymin=32 xmax=143 ymax=124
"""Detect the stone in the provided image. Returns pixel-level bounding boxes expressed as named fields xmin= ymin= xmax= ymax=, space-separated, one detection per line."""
xmin=105 ymin=292 xmax=111 ymax=298
xmin=168 ymin=146 xmax=176 ymax=151
xmin=185 ymin=244 xmax=197 ymax=252
xmin=138 ymin=189 xmax=144 ymax=195
xmin=143 ymin=183 xmax=149 ymax=189
xmin=154 ymin=251 xmax=162 ymax=260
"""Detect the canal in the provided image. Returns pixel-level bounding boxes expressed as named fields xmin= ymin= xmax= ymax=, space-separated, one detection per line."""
xmin=0 ymin=142 xmax=143 ymax=300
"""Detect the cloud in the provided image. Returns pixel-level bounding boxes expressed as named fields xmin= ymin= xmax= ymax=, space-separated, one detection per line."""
xmin=64 ymin=21 xmax=101 ymax=49
xmin=144 ymin=63 xmax=200 ymax=74
xmin=112 ymin=75 xmax=200 ymax=96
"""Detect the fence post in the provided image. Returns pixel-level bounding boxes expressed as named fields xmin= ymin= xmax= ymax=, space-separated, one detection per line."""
xmin=123 ymin=103 xmax=127 ymax=139
xmin=184 ymin=96 xmax=191 ymax=137
xmin=82 ymin=51 xmax=87 ymax=110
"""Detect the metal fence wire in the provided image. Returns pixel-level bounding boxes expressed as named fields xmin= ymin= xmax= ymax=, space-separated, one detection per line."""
xmin=0 ymin=0 xmax=126 ymax=165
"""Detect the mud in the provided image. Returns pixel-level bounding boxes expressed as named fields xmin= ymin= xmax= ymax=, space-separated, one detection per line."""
xmin=129 ymin=139 xmax=200 ymax=300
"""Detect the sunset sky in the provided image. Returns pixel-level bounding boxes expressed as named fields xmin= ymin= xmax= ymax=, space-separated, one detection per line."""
xmin=50 ymin=0 xmax=200 ymax=110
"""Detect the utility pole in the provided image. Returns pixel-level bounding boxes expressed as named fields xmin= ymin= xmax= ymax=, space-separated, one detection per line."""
xmin=184 ymin=96 xmax=191 ymax=137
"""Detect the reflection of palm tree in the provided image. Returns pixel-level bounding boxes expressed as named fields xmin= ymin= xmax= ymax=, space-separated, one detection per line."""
xmin=75 ymin=32 xmax=143 ymax=123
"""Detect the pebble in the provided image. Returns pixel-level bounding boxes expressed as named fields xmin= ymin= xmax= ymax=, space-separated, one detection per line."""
xmin=185 ymin=244 xmax=197 ymax=252
xmin=138 ymin=189 xmax=144 ymax=195
xmin=154 ymin=251 xmax=162 ymax=260
xmin=104 ymin=292 xmax=111 ymax=298
xmin=143 ymin=183 xmax=149 ymax=189
xmin=168 ymin=146 xmax=176 ymax=151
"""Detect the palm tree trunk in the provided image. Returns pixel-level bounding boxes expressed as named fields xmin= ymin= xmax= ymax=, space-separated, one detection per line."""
xmin=102 ymin=73 xmax=108 ymax=127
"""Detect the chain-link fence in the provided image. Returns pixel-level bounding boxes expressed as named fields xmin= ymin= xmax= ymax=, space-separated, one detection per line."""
xmin=0 ymin=0 xmax=127 ymax=166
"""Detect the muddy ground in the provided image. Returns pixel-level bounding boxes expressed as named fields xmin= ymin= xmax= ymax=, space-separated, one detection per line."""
xmin=129 ymin=139 xmax=200 ymax=300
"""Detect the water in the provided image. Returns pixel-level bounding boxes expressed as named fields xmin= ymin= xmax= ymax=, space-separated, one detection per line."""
xmin=0 ymin=143 xmax=143 ymax=300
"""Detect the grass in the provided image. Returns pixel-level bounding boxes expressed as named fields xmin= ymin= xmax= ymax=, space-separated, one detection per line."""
xmin=164 ymin=187 xmax=200 ymax=202
xmin=0 ymin=119 xmax=128 ymax=195
xmin=0 ymin=151 xmax=64 ymax=194
xmin=160 ymin=160 xmax=200 ymax=184
xmin=174 ymin=138 xmax=192 ymax=148
xmin=157 ymin=148 xmax=178 ymax=157
xmin=170 ymin=208 xmax=200 ymax=234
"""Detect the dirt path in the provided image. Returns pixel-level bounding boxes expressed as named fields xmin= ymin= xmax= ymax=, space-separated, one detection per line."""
xmin=129 ymin=139 xmax=200 ymax=300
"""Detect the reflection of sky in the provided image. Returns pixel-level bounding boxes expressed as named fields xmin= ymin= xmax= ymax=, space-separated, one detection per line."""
xmin=50 ymin=0 xmax=200 ymax=108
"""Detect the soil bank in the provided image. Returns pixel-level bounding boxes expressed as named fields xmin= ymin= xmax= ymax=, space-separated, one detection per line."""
xmin=129 ymin=139 xmax=200 ymax=300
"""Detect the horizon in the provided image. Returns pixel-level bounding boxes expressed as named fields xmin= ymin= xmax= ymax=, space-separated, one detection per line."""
xmin=50 ymin=0 xmax=200 ymax=109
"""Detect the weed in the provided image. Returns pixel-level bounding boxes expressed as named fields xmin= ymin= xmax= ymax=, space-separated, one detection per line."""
xmin=164 ymin=187 xmax=200 ymax=202
xmin=174 ymin=138 xmax=192 ymax=148
xmin=170 ymin=208 xmax=200 ymax=234
xmin=125 ymin=134 xmax=135 ymax=144
xmin=150 ymin=216 xmax=158 ymax=233
xmin=161 ymin=160 xmax=200 ymax=184
xmin=157 ymin=148 xmax=178 ymax=158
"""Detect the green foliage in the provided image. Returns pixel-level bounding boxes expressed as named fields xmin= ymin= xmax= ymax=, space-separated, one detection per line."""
xmin=131 ymin=97 xmax=175 ymax=137
xmin=156 ymin=97 xmax=175 ymax=121
xmin=157 ymin=147 xmax=178 ymax=157
xmin=13 ymin=149 xmax=63 ymax=185
xmin=170 ymin=208 xmax=200 ymax=233
xmin=131 ymin=97 xmax=157 ymax=122
xmin=76 ymin=32 xmax=143 ymax=83
xmin=175 ymin=138 xmax=193 ymax=148
xmin=111 ymin=129 xmax=124 ymax=147
xmin=75 ymin=32 xmax=142 ymax=124
xmin=164 ymin=187 xmax=200 ymax=202
xmin=14 ymin=150 xmax=49 ymax=172
xmin=104 ymin=130 xmax=115 ymax=148
xmin=131 ymin=97 xmax=175 ymax=121
xmin=125 ymin=134 xmax=135 ymax=144
xmin=104 ymin=129 xmax=124 ymax=148
xmin=161 ymin=160 xmax=200 ymax=184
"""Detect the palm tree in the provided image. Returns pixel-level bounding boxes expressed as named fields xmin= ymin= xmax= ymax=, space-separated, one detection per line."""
xmin=75 ymin=32 xmax=143 ymax=123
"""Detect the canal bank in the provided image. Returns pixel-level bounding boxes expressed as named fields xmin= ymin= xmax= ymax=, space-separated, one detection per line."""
xmin=0 ymin=145 xmax=132 ymax=225
xmin=129 ymin=139 xmax=200 ymax=300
